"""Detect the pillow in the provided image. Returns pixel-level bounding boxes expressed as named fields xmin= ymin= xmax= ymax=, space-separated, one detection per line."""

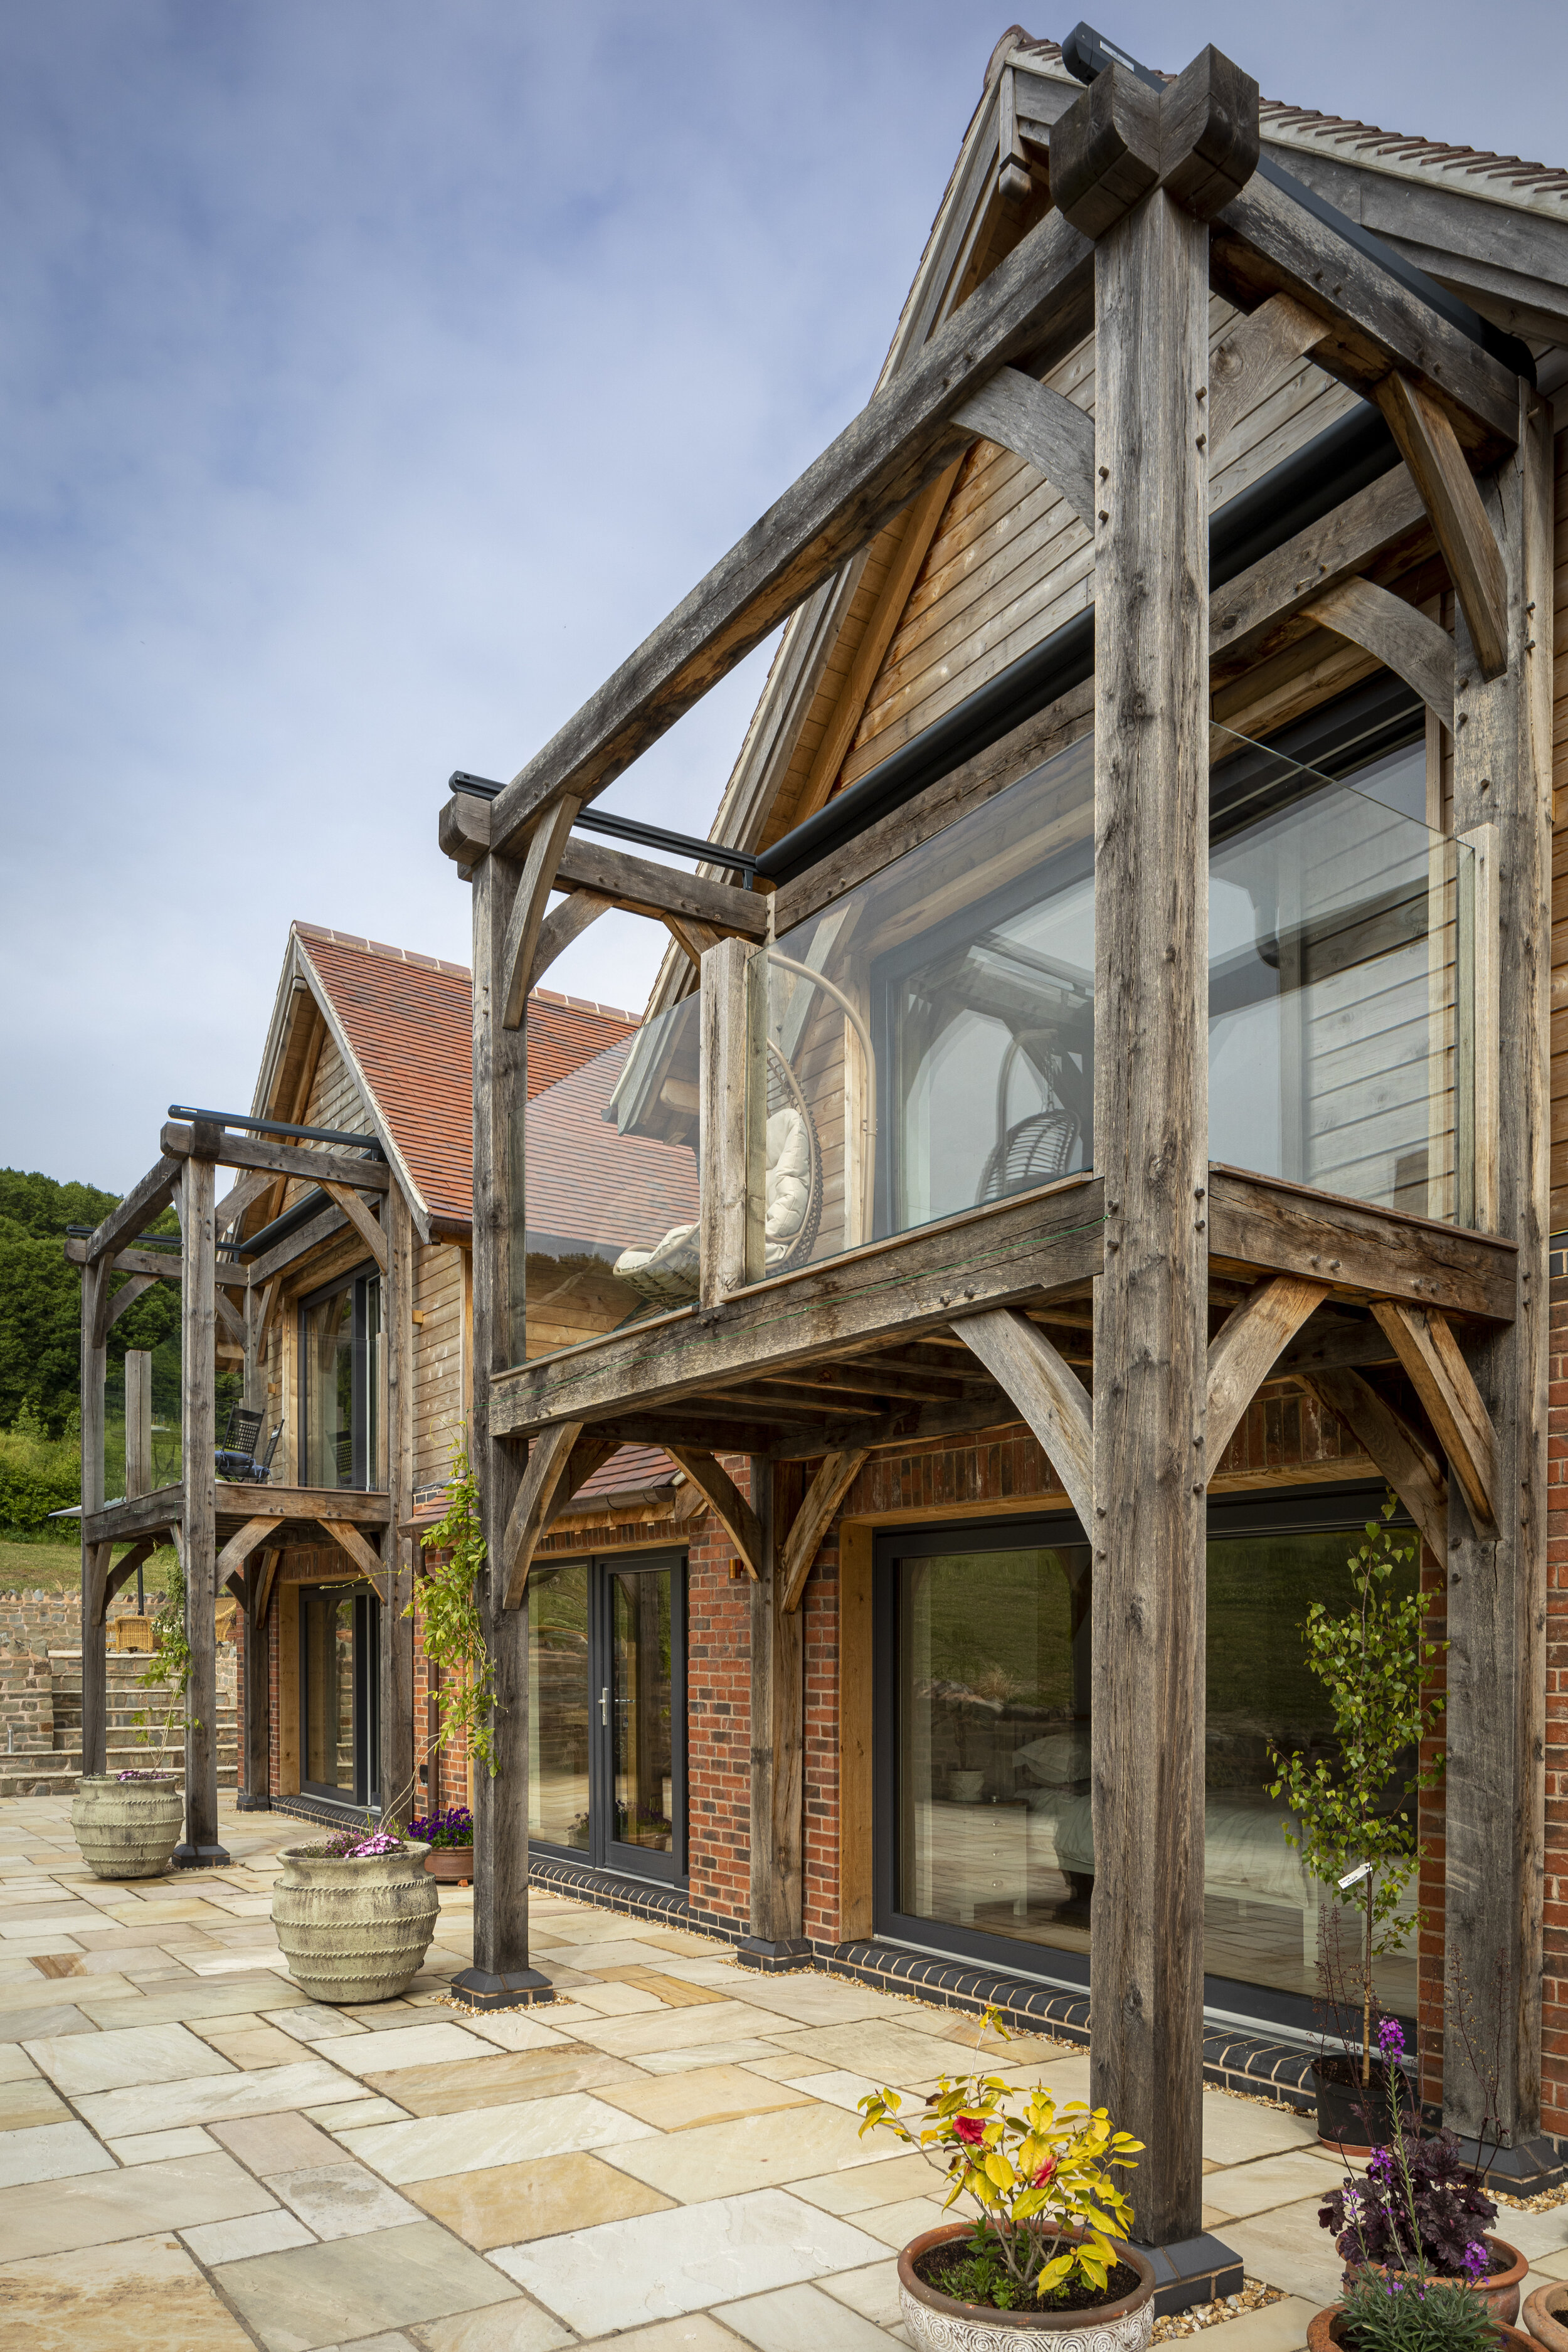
xmin=1013 ymin=1731 xmax=1091 ymax=1786
xmin=765 ymin=1108 xmax=811 ymax=1253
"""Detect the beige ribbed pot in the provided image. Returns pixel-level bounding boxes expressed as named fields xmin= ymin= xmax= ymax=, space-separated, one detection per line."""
xmin=70 ymin=1773 xmax=184 ymax=1879
xmin=272 ymin=1841 xmax=439 ymax=2003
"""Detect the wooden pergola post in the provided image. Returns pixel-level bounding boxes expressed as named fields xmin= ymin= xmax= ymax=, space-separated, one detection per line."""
xmin=1054 ymin=50 xmax=1258 ymax=2251
xmin=740 ymin=1459 xmax=809 ymax=1967
xmin=455 ymin=836 xmax=551 ymax=2007
xmin=381 ymin=1180 xmax=417 ymax=1826
xmin=1441 ymin=387 xmax=1554 ymax=2151
xmin=175 ymin=1140 xmax=228 ymax=1867
xmin=78 ymin=1258 xmax=109 ymax=1782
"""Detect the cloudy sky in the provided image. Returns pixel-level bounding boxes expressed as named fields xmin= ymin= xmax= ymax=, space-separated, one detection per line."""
xmin=3 ymin=0 xmax=1565 ymax=1192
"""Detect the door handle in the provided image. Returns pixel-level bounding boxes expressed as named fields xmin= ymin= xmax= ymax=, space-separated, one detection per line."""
xmin=600 ymin=1685 xmax=609 ymax=1725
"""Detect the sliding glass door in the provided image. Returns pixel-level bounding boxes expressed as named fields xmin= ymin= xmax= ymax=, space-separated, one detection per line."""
xmin=300 ymin=1582 xmax=381 ymax=1808
xmin=529 ymin=1551 xmax=686 ymax=1885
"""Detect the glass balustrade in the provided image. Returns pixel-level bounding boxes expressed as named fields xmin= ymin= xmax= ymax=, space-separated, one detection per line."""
xmin=750 ymin=722 xmax=1475 ymax=1279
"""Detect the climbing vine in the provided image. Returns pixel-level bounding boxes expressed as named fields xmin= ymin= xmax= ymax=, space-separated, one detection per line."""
xmin=135 ymin=1545 xmax=195 ymax=1759
xmin=410 ymin=1434 xmax=498 ymax=1781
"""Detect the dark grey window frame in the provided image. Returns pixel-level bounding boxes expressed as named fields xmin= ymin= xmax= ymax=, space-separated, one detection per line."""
xmin=297 ymin=1259 xmax=382 ymax=1492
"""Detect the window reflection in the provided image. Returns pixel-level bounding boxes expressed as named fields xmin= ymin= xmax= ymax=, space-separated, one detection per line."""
xmin=612 ymin=1569 xmax=674 ymax=1853
xmin=530 ymin=1564 xmax=591 ymax=1848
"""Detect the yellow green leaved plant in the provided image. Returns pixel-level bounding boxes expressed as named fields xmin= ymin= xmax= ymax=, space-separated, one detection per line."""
xmin=857 ymin=2008 xmax=1143 ymax=2309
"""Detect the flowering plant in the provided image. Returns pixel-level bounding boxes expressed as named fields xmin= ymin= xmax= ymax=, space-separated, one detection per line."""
xmin=857 ymin=2008 xmax=1142 ymax=2307
xmin=305 ymin=1827 xmax=408 ymax=1858
xmin=406 ymin=1807 xmax=473 ymax=1850
xmin=1337 ymin=2267 xmax=1500 ymax=2352
xmin=1322 ymin=2020 xmax=1496 ymax=2283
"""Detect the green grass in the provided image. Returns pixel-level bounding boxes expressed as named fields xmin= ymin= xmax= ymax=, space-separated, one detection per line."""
xmin=0 ymin=1537 xmax=180 ymax=1601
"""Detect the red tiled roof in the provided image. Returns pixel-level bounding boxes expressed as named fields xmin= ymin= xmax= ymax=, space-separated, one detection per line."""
xmin=524 ymin=1034 xmax=699 ymax=1251
xmin=291 ymin=924 xmax=639 ymax=1231
xmin=572 ymin=1444 xmax=677 ymax=1502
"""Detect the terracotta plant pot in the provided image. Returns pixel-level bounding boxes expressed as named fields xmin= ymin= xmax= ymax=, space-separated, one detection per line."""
xmin=271 ymin=1840 xmax=439 ymax=2003
xmin=423 ymin=1847 xmax=474 ymax=1885
xmin=1522 ymin=2280 xmax=1568 ymax=2352
xmin=898 ymin=2220 xmax=1155 ymax=2352
xmin=70 ymin=1773 xmax=184 ymax=1879
xmin=1344 ymin=2240 xmax=1527 ymax=2329
xmin=1308 ymin=2302 xmax=1534 ymax=2352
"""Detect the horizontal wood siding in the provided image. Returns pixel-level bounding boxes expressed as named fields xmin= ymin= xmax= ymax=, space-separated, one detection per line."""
xmin=1550 ymin=427 xmax=1568 ymax=1231
xmin=414 ymin=1241 xmax=467 ymax=1486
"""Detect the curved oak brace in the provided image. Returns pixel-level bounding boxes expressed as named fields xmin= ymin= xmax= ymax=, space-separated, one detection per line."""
xmin=253 ymin=1546 xmax=281 ymax=1633
xmin=780 ymin=1449 xmax=869 ymax=1613
xmin=951 ymin=1306 xmax=1094 ymax=1533
xmin=1206 ymin=1275 xmax=1329 ymax=1466
xmin=531 ymin=891 xmax=613 ymax=990
xmin=1375 ymin=372 xmax=1508 ymax=681
xmin=106 ymin=1274 xmax=159 ymax=1334
xmin=1296 ymin=1367 xmax=1449 ymax=1567
xmin=951 ymin=369 xmax=1096 ymax=531
xmin=501 ymin=798 xmax=581 ymax=1031
xmin=216 ymin=1516 xmax=285 ymax=1585
xmin=1369 ymin=1299 xmax=1498 ymax=1535
xmin=1301 ymin=575 xmax=1454 ymax=733
xmin=662 ymin=1445 xmax=763 ymax=1581
xmin=98 ymin=1537 xmax=157 ymax=1626
xmin=318 ymin=1517 xmax=388 ymax=1593
xmin=498 ymin=1426 xmax=617 ymax=1608
xmin=320 ymin=1182 xmax=389 ymax=1274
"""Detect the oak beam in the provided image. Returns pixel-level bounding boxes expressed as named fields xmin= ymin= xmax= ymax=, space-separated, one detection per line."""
xmin=320 ymin=1181 xmax=388 ymax=1273
xmin=1207 ymin=291 xmax=1326 ymax=457
xmin=531 ymin=890 xmax=612 ymax=989
xmin=1207 ymin=1167 xmax=1517 ymax=1321
xmin=319 ymin=1517 xmax=389 ymax=1587
xmin=952 ymin=1307 xmax=1094 ymax=1532
xmin=160 ymin=1122 xmax=389 ymax=1193
xmin=244 ymin=1203 xmax=349 ymax=1287
xmin=500 ymin=797 xmax=580 ymax=1030
xmin=664 ymin=1445 xmax=765 ymax=1581
xmin=85 ymin=1155 xmax=182 ymax=1267
xmin=499 ymin=1423 xmax=618 ymax=1608
xmin=241 ymin=1545 xmax=277 ymax=1811
xmin=1208 ymin=465 xmax=1429 ymax=670
xmin=215 ymin=1516 xmax=285 ymax=1583
xmin=780 ymin=1451 xmax=871 ymax=1613
xmin=1370 ymin=1301 xmax=1498 ymax=1535
xmin=700 ymin=936 xmax=765 ymax=1305
xmin=554 ymin=837 xmax=769 ymax=941
xmin=741 ymin=1461 xmax=808 ymax=1966
xmin=1205 ymin=1276 xmax=1328 ymax=1464
xmin=1375 ymin=371 xmax=1508 ymax=678
xmin=1296 ymin=1369 xmax=1449 ymax=1567
xmin=77 ymin=1254 xmax=109 ymax=1785
xmin=480 ymin=208 xmax=1095 ymax=855
xmin=1301 ymin=576 xmax=1454 ymax=733
xmin=101 ymin=1537 xmax=156 ymax=1623
xmin=952 ymin=368 xmax=1095 ymax=529
xmin=175 ymin=1148 xmax=227 ymax=1868
xmin=107 ymin=1274 xmax=159 ymax=1333
xmin=382 ymin=1181 xmax=416 ymax=1828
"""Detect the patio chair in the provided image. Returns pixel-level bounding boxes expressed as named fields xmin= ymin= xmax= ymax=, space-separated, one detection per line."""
xmin=247 ymin=1423 xmax=283 ymax=1485
xmin=215 ymin=1404 xmax=265 ymax=1481
xmin=975 ymin=1106 xmax=1080 ymax=1205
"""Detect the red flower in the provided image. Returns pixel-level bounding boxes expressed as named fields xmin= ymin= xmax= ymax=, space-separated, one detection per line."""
xmin=1032 ymin=2158 xmax=1057 ymax=2188
xmin=953 ymin=2116 xmax=987 ymax=2146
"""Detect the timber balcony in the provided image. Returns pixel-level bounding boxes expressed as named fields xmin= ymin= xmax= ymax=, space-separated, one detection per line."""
xmin=491 ymin=711 xmax=1512 ymax=1585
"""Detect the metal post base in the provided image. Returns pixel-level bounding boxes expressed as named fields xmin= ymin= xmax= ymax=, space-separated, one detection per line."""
xmin=1132 ymin=2233 xmax=1244 ymax=2318
xmin=449 ymin=1966 xmax=556 ymax=2011
xmin=234 ymin=1792 xmax=272 ymax=1812
xmin=172 ymin=1842 xmax=233 ymax=1870
xmin=735 ymin=1935 xmax=814 ymax=1973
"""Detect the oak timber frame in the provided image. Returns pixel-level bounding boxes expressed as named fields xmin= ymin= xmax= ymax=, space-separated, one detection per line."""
xmin=70 ymin=1115 xmax=408 ymax=1857
xmin=443 ymin=38 xmax=1551 ymax=2227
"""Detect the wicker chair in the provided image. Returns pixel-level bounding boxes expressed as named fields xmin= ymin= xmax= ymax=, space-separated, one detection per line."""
xmin=975 ymin=1106 xmax=1081 ymax=1205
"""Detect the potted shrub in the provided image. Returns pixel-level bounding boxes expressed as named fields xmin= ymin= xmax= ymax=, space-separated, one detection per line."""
xmin=72 ymin=1550 xmax=188 ymax=1879
xmin=857 ymin=2008 xmax=1153 ymax=2352
xmin=1268 ymin=1498 xmax=1445 ymax=2146
xmin=408 ymin=1805 xmax=474 ymax=1885
xmin=1318 ymin=2022 xmax=1524 ymax=2326
xmin=1307 ymin=2273 xmax=1531 ymax=2352
xmin=272 ymin=1825 xmax=440 ymax=2003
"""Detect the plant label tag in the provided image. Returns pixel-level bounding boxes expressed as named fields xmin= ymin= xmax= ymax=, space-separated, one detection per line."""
xmin=1338 ymin=1860 xmax=1372 ymax=1889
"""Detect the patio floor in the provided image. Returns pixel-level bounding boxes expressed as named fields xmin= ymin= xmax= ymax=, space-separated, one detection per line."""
xmin=1 ymin=1796 xmax=1563 ymax=2352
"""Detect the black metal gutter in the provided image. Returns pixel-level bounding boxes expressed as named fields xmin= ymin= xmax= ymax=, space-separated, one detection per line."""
xmin=756 ymin=401 xmax=1402 ymax=887
xmin=236 ymin=1187 xmax=331 ymax=1261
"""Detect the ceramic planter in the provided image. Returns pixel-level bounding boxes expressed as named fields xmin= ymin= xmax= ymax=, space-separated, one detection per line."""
xmin=1523 ymin=2280 xmax=1568 ymax=2351
xmin=423 ymin=1846 xmax=475 ymax=1886
xmin=271 ymin=1841 xmax=439 ymax=2003
xmin=1308 ymin=2306 xmax=1531 ymax=2352
xmin=898 ymin=2221 xmax=1155 ymax=2352
xmin=70 ymin=1773 xmax=184 ymax=1879
xmin=1343 ymin=2240 xmax=1526 ymax=2328
xmin=1314 ymin=2057 xmax=1414 ymax=2153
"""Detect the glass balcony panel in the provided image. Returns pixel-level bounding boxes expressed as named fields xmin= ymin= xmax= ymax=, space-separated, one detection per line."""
xmin=755 ymin=722 xmax=1473 ymax=1279
xmin=524 ymin=993 xmax=701 ymax=1357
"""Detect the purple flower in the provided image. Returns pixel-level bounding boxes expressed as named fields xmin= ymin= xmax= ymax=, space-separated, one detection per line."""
xmin=1463 ymin=2242 xmax=1490 ymax=2282
xmin=1377 ymin=2018 xmax=1406 ymax=2059
xmin=350 ymin=1831 xmax=403 ymax=1857
xmin=1367 ymin=2149 xmax=1396 ymax=2183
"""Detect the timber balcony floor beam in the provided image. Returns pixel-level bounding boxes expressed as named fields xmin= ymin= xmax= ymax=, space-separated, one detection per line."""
xmin=161 ymin=1122 xmax=390 ymax=1194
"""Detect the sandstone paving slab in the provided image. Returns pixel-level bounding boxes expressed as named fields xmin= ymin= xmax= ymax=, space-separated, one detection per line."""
xmin=406 ymin=2146 xmax=676 ymax=2250
xmin=0 ymin=2074 xmax=69 ymax=2128
xmin=0 ymin=1999 xmax=95 ymax=2040
xmin=0 ymin=1928 xmax=87 ymax=1956
xmin=571 ymin=2001 xmax=797 ymax=2060
xmin=336 ymin=2001 xmax=427 ymax=2028
xmin=109 ymin=2125 xmax=218 ymax=2163
xmin=815 ymin=2262 xmax=903 ymax=2331
xmin=77 ymin=2057 xmax=371 ymax=2138
xmin=211 ymin=2218 xmax=520 ymax=2352
xmin=547 ymin=1938 xmax=710 ymax=1971
xmin=0 ymin=2227 xmax=257 ymax=2350
xmin=186 ymin=1950 xmax=294 ymax=1977
xmin=714 ymin=2279 xmax=905 ymax=2352
xmin=269 ymin=2004 xmax=373 ymax=2042
xmin=780 ymin=2069 xmax=886 ymax=2115
xmin=599 ymin=2102 xmax=903 ymax=2203
xmin=1482 ymin=2205 xmax=1568 ymax=2259
xmin=1200 ymin=2148 xmax=1348 ymax=2221
xmin=213 ymin=2108 xmax=349 ymax=2172
xmin=1200 ymin=2093 xmax=1319 ymax=2166
xmin=568 ymin=2322 xmax=749 ymax=2352
xmin=271 ymin=2158 xmax=427 ymax=2238
xmin=336 ymin=2090 xmax=660 ymax=2185
xmin=789 ymin=2153 xmax=945 ymax=2216
xmin=635 ymin=2041 xmax=788 ymax=2075
xmin=0 ymin=2117 xmax=118 ymax=2187
xmin=207 ymin=2025 xmax=320 ymax=2069
xmin=410 ymin=2299 xmax=578 ymax=2352
xmin=1194 ymin=2298 xmax=1320 ymax=2352
xmin=312 ymin=2024 xmax=502 ymax=2075
xmin=0 ymin=2148 xmax=279 ymax=2260
xmin=847 ymin=2195 xmax=953 ymax=2250
xmin=758 ymin=2022 xmax=985 ymax=2086
xmin=454 ymin=2012 xmax=570 ymax=2055
xmin=359 ymin=2046 xmax=645 ymax=2117
xmin=314 ymin=2097 xmax=413 ymax=2131
xmin=1220 ymin=2199 xmax=1347 ymax=2307
xmin=711 ymin=1981 xmax=916 ymax=2030
xmin=492 ymin=2187 xmax=888 ymax=2334
xmin=0 ymin=2042 xmax=40 ymax=2079
xmin=26 ymin=2017 xmax=236 ymax=2095
xmin=569 ymin=1982 xmax=667 ymax=2016
xmin=594 ymin=2063 xmax=817 ymax=2134
xmin=72 ymin=1976 xmax=312 ymax=2027
xmin=182 ymin=2208 xmax=320 ymax=2264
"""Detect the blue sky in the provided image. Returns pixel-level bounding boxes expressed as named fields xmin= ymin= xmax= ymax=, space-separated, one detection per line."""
xmin=3 ymin=0 xmax=1565 ymax=1190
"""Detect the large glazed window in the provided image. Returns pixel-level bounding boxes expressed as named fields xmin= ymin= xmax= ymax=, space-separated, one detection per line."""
xmin=877 ymin=1503 xmax=1421 ymax=2033
xmin=300 ymin=1582 xmax=380 ymax=1806
xmin=529 ymin=1562 xmax=591 ymax=1849
xmin=756 ymin=716 xmax=1473 ymax=1275
xmin=299 ymin=1266 xmax=382 ymax=1489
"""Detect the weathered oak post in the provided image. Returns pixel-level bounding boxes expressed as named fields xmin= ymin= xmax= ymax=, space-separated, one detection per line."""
xmin=449 ymin=795 xmax=554 ymax=2008
xmin=176 ymin=1131 xmax=228 ymax=1866
xmin=1442 ymin=388 xmax=1554 ymax=2162
xmin=1054 ymin=47 xmax=1259 ymax=2251
xmin=741 ymin=1461 xmax=810 ymax=1966
xmin=382 ymin=1180 xmax=417 ymax=1825
xmin=78 ymin=1257 xmax=109 ymax=1781
xmin=125 ymin=1349 xmax=152 ymax=1505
